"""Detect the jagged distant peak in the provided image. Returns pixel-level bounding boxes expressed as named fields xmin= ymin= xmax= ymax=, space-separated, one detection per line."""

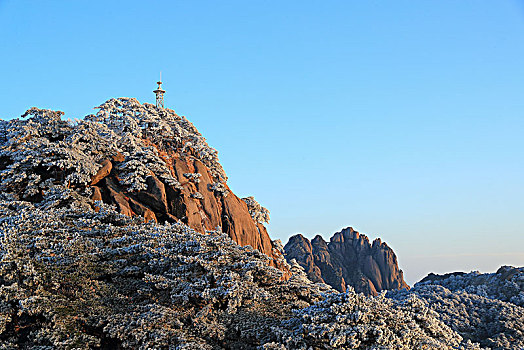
xmin=284 ymin=226 xmax=409 ymax=295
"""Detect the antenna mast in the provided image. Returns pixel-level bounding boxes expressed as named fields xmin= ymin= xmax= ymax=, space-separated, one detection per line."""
xmin=154 ymin=73 xmax=165 ymax=109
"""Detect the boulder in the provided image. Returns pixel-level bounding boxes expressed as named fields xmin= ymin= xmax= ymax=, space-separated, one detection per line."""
xmin=105 ymin=178 xmax=133 ymax=217
xmin=128 ymin=197 xmax=157 ymax=223
xmin=91 ymin=186 xmax=102 ymax=202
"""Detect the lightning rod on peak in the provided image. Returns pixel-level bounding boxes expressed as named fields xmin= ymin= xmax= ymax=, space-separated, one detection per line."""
xmin=154 ymin=73 xmax=165 ymax=109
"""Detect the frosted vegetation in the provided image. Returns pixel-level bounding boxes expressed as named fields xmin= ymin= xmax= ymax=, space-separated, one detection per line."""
xmin=417 ymin=267 xmax=524 ymax=308
xmin=183 ymin=172 xmax=202 ymax=183
xmin=0 ymin=98 xmax=226 ymax=203
xmin=242 ymin=196 xmax=271 ymax=224
xmin=0 ymin=100 xmax=522 ymax=348
xmin=208 ymin=182 xmax=230 ymax=197
xmin=388 ymin=268 xmax=524 ymax=350
xmin=0 ymin=198 xmax=482 ymax=349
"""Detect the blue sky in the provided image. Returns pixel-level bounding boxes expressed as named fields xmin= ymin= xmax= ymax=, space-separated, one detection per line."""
xmin=1 ymin=1 xmax=523 ymax=284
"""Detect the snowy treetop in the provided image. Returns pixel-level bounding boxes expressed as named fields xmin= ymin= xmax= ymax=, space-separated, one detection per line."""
xmin=0 ymin=98 xmax=226 ymax=199
xmin=88 ymin=98 xmax=225 ymax=182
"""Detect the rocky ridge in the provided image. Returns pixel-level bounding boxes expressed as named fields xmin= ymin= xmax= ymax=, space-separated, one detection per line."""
xmin=285 ymin=227 xmax=409 ymax=295
xmin=418 ymin=265 xmax=524 ymax=307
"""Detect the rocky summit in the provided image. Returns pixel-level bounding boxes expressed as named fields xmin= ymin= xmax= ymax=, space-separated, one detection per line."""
xmin=0 ymin=98 xmax=522 ymax=349
xmin=0 ymin=98 xmax=286 ymax=274
xmin=284 ymin=227 xmax=409 ymax=295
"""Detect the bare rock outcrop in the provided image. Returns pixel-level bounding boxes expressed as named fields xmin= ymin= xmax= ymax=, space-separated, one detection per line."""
xmin=284 ymin=227 xmax=409 ymax=295
xmin=284 ymin=235 xmax=324 ymax=284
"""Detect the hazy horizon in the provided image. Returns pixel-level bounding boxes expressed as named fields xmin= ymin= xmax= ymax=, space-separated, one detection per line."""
xmin=1 ymin=1 xmax=523 ymax=285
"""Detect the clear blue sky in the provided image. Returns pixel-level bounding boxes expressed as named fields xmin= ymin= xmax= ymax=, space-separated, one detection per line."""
xmin=1 ymin=0 xmax=523 ymax=284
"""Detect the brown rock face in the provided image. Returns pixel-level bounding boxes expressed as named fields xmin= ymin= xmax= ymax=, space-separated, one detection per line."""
xmin=284 ymin=227 xmax=409 ymax=295
xmin=284 ymin=235 xmax=323 ymax=284
xmin=89 ymin=144 xmax=287 ymax=275
xmin=90 ymin=159 xmax=112 ymax=185
xmin=222 ymin=194 xmax=273 ymax=256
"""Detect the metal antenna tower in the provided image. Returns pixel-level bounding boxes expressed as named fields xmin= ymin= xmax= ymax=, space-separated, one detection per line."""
xmin=154 ymin=72 xmax=165 ymax=109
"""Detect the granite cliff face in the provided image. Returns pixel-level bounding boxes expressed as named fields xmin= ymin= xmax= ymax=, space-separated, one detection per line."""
xmin=0 ymin=98 xmax=286 ymax=273
xmin=285 ymin=227 xmax=409 ymax=295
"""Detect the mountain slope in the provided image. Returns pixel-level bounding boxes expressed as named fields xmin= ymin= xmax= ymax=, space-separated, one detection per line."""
xmin=1 ymin=98 xmax=521 ymax=348
xmin=0 ymin=199 xmax=479 ymax=349
xmin=388 ymin=267 xmax=524 ymax=349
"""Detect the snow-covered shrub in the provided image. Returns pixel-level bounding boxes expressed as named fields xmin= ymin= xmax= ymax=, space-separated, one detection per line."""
xmin=0 ymin=98 xmax=226 ymax=199
xmin=242 ymin=196 xmax=270 ymax=224
xmin=0 ymin=194 xmax=490 ymax=349
xmin=88 ymin=98 xmax=226 ymax=182
xmin=389 ymin=268 xmax=524 ymax=349
xmin=417 ymin=266 xmax=524 ymax=307
xmin=183 ymin=173 xmax=202 ymax=183
xmin=0 ymin=199 xmax=326 ymax=349
xmin=209 ymin=182 xmax=229 ymax=197
xmin=190 ymin=192 xmax=204 ymax=200
xmin=0 ymin=108 xmax=117 ymax=198
xmin=117 ymin=141 xmax=181 ymax=191
xmin=265 ymin=286 xmax=482 ymax=349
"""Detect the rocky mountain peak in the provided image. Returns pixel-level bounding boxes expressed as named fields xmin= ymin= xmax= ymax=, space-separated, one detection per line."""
xmin=311 ymin=234 xmax=328 ymax=247
xmin=0 ymin=97 xmax=287 ymax=274
xmin=284 ymin=226 xmax=409 ymax=295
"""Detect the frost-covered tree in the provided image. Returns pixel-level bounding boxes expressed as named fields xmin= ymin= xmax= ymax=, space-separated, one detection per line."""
xmin=87 ymin=98 xmax=227 ymax=182
xmin=0 ymin=98 xmax=226 ymax=201
xmin=0 ymin=198 xmax=325 ymax=349
xmin=242 ymin=196 xmax=270 ymax=224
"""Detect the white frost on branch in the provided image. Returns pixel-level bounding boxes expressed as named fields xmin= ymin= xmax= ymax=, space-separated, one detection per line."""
xmin=209 ymin=182 xmax=229 ymax=197
xmin=88 ymin=98 xmax=226 ymax=182
xmin=183 ymin=173 xmax=202 ymax=183
xmin=0 ymin=98 xmax=227 ymax=199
